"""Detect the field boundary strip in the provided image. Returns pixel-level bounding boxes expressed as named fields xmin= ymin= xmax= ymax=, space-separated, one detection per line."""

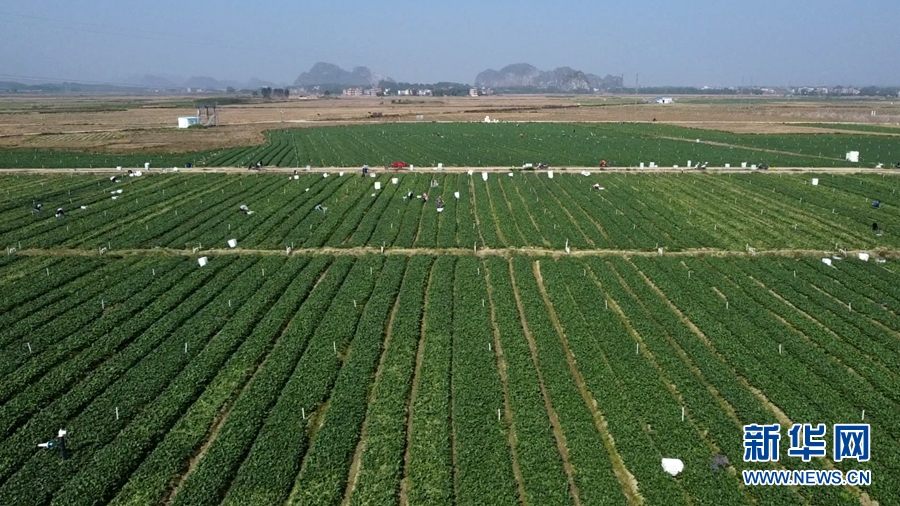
xmin=2 ymin=166 xmax=898 ymax=175
xmin=13 ymin=246 xmax=900 ymax=259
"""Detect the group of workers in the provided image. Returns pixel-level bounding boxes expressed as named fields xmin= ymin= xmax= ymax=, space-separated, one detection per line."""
xmin=32 ymin=203 xmax=65 ymax=218
xmin=404 ymin=190 xmax=443 ymax=209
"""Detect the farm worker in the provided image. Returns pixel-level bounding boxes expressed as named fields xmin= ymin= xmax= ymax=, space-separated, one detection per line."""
xmin=592 ymin=183 xmax=602 ymax=191
xmin=314 ymin=204 xmax=327 ymax=215
xmin=873 ymin=200 xmax=881 ymax=208
xmin=873 ymin=222 xmax=879 ymax=232
xmin=33 ymin=203 xmax=42 ymax=214
xmin=406 ymin=191 xmax=414 ymax=200
xmin=55 ymin=208 xmax=65 ymax=218
xmin=362 ymin=165 xmax=369 ymax=177
xmin=422 ymin=193 xmax=428 ymax=203
xmin=600 ymin=159 xmax=609 ymax=168
xmin=436 ymin=196 xmax=444 ymax=209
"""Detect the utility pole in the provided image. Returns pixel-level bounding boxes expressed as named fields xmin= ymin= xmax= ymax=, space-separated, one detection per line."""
xmin=635 ymin=73 xmax=640 ymax=112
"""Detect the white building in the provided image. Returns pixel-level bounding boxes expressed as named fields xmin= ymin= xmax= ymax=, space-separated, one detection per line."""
xmin=469 ymin=87 xmax=479 ymax=97
xmin=177 ymin=116 xmax=202 ymax=129
xmin=654 ymin=97 xmax=674 ymax=104
xmin=342 ymin=88 xmax=363 ymax=96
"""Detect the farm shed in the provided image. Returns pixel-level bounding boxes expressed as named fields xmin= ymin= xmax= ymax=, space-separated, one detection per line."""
xmin=177 ymin=116 xmax=202 ymax=129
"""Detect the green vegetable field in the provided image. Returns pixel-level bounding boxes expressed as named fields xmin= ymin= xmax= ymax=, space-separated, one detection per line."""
xmin=2 ymin=122 xmax=899 ymax=168
xmin=1 ymin=170 xmax=898 ymax=505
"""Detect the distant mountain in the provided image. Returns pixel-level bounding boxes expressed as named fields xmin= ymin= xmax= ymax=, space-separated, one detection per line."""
xmin=123 ymin=74 xmax=182 ymax=89
xmin=475 ymin=63 xmax=622 ymax=91
xmin=245 ymin=77 xmax=280 ymax=90
xmin=184 ymin=76 xmax=225 ymax=90
xmin=293 ymin=62 xmax=392 ymax=87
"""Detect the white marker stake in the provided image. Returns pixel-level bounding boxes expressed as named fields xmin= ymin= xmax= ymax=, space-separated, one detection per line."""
xmin=27 ymin=343 xmax=32 ymax=354
xmin=152 ymin=268 xmax=155 ymax=276
xmin=488 ymin=342 xmax=492 ymax=352
xmin=302 ymin=408 xmax=306 ymax=420
xmin=605 ymin=299 xmax=608 ymax=310
xmin=497 ymin=408 xmax=501 ymax=421
xmin=636 ymin=342 xmax=639 ymax=355
xmin=46 ymin=267 xmax=49 ymax=276
xmin=102 ymin=300 xmax=105 ymax=310
xmin=228 ymin=300 xmax=232 ymax=308
xmin=353 ymin=299 xmax=357 ymax=308
xmin=861 ymin=410 xmax=865 ymax=421
xmin=681 ymin=407 xmax=685 ymax=422
xmin=185 ymin=343 xmax=188 ymax=354
xmin=779 ymin=344 xmax=782 ymax=355
xmin=333 ymin=341 xmax=337 ymax=354
xmin=116 ymin=407 xmax=119 ymax=420
xmin=725 ymin=301 xmax=729 ymax=310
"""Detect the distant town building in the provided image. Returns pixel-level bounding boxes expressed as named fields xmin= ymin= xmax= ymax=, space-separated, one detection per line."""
xmin=342 ymin=87 xmax=363 ymax=96
xmin=416 ymin=89 xmax=433 ymax=96
xmin=654 ymin=97 xmax=674 ymax=104
xmin=397 ymin=89 xmax=412 ymax=96
xmin=469 ymin=87 xmax=479 ymax=97
xmin=364 ymin=88 xmax=382 ymax=96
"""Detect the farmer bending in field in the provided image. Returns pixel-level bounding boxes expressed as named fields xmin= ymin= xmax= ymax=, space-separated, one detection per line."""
xmin=436 ymin=196 xmax=444 ymax=209
xmin=32 ymin=203 xmax=42 ymax=214
xmin=55 ymin=208 xmax=65 ymax=218
xmin=422 ymin=193 xmax=428 ymax=203
xmin=314 ymin=204 xmax=327 ymax=215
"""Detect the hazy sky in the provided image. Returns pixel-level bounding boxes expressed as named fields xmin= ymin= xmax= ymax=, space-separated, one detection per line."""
xmin=1 ymin=0 xmax=897 ymax=87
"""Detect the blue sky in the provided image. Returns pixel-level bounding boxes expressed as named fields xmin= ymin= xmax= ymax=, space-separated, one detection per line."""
xmin=1 ymin=0 xmax=897 ymax=87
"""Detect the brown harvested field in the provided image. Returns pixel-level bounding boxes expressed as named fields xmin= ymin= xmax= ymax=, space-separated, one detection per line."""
xmin=0 ymin=93 xmax=898 ymax=153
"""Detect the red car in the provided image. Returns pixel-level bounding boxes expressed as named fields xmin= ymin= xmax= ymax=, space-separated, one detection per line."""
xmin=391 ymin=161 xmax=408 ymax=168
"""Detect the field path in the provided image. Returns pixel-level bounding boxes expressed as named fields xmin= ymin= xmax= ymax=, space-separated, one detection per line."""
xmin=162 ymin=261 xmax=332 ymax=506
xmin=398 ymin=260 xmax=438 ymax=506
xmin=532 ymin=260 xmax=644 ymax=506
xmin=14 ymin=245 xmax=900 ymax=259
xmin=483 ymin=260 xmax=529 ymax=506
xmin=508 ymin=260 xmax=582 ymax=506
xmin=2 ymin=166 xmax=895 ymax=175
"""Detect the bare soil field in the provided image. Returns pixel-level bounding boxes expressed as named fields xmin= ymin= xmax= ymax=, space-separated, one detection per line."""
xmin=0 ymin=94 xmax=898 ymax=153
